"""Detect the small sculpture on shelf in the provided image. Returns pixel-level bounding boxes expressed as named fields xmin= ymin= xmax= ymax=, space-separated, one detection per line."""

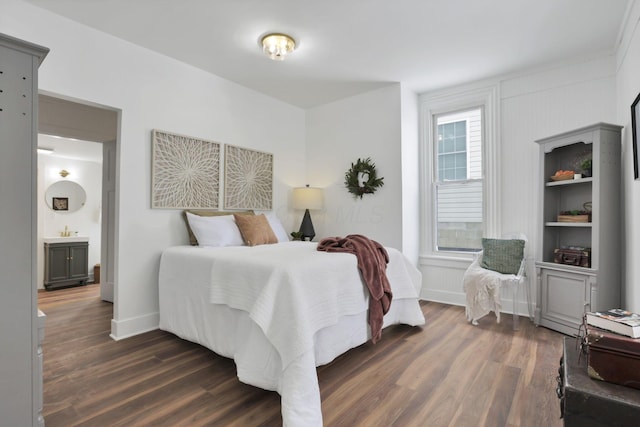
xmin=580 ymin=158 xmax=592 ymax=177
xmin=571 ymin=149 xmax=593 ymax=178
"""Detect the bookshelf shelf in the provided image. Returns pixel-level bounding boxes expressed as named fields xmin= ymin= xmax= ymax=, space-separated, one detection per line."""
xmin=545 ymin=177 xmax=593 ymax=187
xmin=545 ymin=222 xmax=593 ymax=227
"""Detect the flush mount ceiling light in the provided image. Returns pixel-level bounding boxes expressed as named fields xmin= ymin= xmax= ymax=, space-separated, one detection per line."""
xmin=261 ymin=33 xmax=296 ymax=60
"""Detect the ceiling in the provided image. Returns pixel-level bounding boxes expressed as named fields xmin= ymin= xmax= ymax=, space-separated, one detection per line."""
xmin=25 ymin=0 xmax=630 ymax=109
xmin=37 ymin=133 xmax=103 ymax=163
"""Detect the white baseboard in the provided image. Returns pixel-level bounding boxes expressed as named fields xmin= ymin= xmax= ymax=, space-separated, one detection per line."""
xmin=110 ymin=311 xmax=159 ymax=340
xmin=421 ymin=289 xmax=466 ymax=307
xmin=420 ymin=289 xmax=534 ymax=317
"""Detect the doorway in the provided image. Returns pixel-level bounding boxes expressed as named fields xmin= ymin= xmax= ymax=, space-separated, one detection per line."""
xmin=37 ymin=93 xmax=119 ymax=303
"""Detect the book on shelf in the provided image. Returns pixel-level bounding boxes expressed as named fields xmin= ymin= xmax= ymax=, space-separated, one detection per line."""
xmin=585 ymin=309 xmax=640 ymax=338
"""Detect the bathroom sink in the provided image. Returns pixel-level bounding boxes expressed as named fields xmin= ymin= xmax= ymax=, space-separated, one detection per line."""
xmin=43 ymin=236 xmax=89 ymax=244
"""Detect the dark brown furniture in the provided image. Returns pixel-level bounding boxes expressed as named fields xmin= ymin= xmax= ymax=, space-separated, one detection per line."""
xmin=558 ymin=337 xmax=640 ymax=426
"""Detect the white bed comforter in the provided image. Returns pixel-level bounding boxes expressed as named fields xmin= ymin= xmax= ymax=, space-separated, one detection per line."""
xmin=158 ymin=241 xmax=425 ymax=426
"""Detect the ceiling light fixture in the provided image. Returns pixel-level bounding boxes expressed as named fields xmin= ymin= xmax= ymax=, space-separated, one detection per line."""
xmin=261 ymin=33 xmax=296 ymax=61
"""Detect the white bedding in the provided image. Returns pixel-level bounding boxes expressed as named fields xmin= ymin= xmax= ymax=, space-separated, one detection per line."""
xmin=158 ymin=241 xmax=425 ymax=426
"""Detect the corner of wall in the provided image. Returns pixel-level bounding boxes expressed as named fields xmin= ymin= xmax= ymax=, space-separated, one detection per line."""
xmin=400 ymin=85 xmax=420 ymax=265
xmin=616 ymin=0 xmax=640 ymax=312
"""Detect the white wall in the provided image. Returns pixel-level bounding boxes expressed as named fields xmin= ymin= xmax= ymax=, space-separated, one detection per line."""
xmin=305 ymin=85 xmax=403 ymax=249
xmin=37 ymin=150 xmax=102 ymax=289
xmin=617 ymin=0 xmax=640 ymax=313
xmin=401 ymin=85 xmax=420 ymax=265
xmin=2 ymin=0 xmax=306 ymax=339
xmin=501 ymin=56 xmax=618 ymax=242
xmin=421 ymin=55 xmax=618 ymax=312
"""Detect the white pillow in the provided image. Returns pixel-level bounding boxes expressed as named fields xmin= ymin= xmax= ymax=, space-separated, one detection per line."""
xmin=185 ymin=212 xmax=245 ymax=247
xmin=265 ymin=212 xmax=290 ymax=243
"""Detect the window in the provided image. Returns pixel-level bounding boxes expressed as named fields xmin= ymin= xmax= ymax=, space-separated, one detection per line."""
xmin=434 ymin=109 xmax=483 ymax=251
xmin=419 ymin=83 xmax=498 ymax=256
xmin=437 ymin=119 xmax=468 ymax=181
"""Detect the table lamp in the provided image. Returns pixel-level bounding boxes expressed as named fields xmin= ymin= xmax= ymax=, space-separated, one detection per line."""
xmin=292 ymin=185 xmax=324 ymax=241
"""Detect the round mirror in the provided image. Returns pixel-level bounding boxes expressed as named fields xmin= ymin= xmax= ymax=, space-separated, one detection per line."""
xmin=45 ymin=181 xmax=86 ymax=213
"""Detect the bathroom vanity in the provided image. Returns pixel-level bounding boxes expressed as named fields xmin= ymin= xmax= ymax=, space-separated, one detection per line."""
xmin=43 ymin=237 xmax=89 ymax=290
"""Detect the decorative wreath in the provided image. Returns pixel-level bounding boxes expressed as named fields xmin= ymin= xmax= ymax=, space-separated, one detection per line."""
xmin=344 ymin=157 xmax=384 ymax=199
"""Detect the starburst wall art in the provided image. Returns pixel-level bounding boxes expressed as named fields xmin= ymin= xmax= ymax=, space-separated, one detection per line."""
xmin=224 ymin=144 xmax=273 ymax=210
xmin=151 ymin=130 xmax=220 ymax=209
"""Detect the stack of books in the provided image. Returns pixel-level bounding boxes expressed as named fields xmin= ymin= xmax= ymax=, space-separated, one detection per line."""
xmin=584 ymin=309 xmax=640 ymax=390
xmin=586 ymin=309 xmax=640 ymax=338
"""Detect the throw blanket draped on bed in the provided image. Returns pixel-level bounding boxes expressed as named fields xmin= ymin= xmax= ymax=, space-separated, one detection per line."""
xmin=317 ymin=234 xmax=392 ymax=343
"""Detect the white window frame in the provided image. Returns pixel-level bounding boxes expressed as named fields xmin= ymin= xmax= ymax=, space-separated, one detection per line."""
xmin=419 ymin=82 xmax=500 ymax=258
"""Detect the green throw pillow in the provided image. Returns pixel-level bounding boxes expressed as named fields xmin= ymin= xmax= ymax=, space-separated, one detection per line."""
xmin=480 ymin=238 xmax=525 ymax=274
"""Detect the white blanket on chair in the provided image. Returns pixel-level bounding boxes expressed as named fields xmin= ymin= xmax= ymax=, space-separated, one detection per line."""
xmin=463 ymin=258 xmax=505 ymax=323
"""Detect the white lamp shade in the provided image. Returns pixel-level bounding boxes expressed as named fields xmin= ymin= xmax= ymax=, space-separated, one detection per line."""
xmin=292 ymin=187 xmax=324 ymax=210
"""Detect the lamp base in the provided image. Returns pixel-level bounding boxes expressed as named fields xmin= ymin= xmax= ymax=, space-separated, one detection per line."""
xmin=299 ymin=209 xmax=315 ymax=241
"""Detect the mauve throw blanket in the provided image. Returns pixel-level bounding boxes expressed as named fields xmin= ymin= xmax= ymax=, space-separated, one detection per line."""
xmin=317 ymin=234 xmax=392 ymax=343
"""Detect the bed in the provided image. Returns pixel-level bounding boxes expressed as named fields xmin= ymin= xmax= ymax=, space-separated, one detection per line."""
xmin=158 ymin=240 xmax=425 ymax=426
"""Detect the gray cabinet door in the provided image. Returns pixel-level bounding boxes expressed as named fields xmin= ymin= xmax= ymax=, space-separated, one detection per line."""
xmin=69 ymin=245 xmax=89 ymax=280
xmin=539 ymin=268 xmax=592 ymax=335
xmin=48 ymin=246 xmax=70 ymax=282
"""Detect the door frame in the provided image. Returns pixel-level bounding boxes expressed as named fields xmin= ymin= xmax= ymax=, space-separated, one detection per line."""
xmin=37 ymin=91 xmax=120 ymax=306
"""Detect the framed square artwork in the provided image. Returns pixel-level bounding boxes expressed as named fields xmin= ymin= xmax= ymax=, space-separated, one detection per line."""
xmin=151 ymin=130 xmax=220 ymax=209
xmin=224 ymin=145 xmax=273 ymax=210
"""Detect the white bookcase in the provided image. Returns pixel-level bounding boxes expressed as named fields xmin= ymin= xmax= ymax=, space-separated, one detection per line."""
xmin=535 ymin=123 xmax=622 ymax=336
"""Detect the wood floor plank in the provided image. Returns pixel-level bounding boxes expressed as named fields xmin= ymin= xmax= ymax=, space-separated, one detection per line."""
xmin=449 ymin=359 xmax=503 ymax=426
xmin=38 ymin=284 xmax=565 ymax=426
xmin=486 ymin=364 xmax=521 ymax=426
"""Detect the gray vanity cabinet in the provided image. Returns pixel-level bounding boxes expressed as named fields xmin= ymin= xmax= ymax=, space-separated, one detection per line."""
xmin=44 ymin=241 xmax=89 ymax=289
xmin=535 ymin=123 xmax=622 ymax=336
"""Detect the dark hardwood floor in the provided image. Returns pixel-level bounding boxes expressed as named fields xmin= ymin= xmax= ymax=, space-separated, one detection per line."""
xmin=38 ymin=284 xmax=565 ymax=426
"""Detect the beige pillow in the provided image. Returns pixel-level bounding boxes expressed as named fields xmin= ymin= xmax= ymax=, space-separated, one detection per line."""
xmin=234 ymin=213 xmax=278 ymax=246
xmin=183 ymin=210 xmax=254 ymax=245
